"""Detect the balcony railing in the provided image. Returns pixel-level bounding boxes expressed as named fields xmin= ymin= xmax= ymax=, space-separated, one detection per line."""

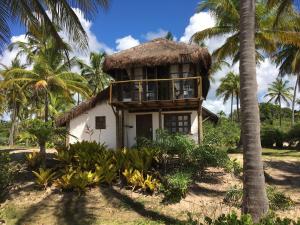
xmin=109 ymin=77 xmax=202 ymax=104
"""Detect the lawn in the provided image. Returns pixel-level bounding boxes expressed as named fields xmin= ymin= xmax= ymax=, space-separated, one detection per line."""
xmin=262 ymin=148 xmax=300 ymax=158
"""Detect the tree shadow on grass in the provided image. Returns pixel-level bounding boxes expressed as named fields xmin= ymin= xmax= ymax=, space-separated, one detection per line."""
xmin=99 ymin=186 xmax=185 ymax=225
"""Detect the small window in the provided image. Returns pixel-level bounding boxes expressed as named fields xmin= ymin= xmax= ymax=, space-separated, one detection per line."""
xmin=164 ymin=113 xmax=191 ymax=134
xmin=95 ymin=116 xmax=106 ymax=129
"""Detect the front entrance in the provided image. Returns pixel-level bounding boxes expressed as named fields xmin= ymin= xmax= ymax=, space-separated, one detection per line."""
xmin=136 ymin=114 xmax=153 ymax=140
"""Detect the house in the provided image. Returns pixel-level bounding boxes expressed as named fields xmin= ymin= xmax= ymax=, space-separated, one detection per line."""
xmin=56 ymin=38 xmax=218 ymax=149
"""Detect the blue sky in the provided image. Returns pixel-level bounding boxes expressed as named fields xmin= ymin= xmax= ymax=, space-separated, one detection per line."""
xmin=2 ymin=1 xmax=297 ymax=115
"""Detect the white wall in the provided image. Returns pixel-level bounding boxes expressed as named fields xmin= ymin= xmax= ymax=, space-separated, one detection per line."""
xmin=124 ymin=110 xmax=198 ymax=147
xmin=68 ymin=102 xmax=117 ymax=149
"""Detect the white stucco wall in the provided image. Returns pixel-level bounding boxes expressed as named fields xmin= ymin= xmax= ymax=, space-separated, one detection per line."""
xmin=68 ymin=102 xmax=117 ymax=149
xmin=124 ymin=110 xmax=198 ymax=147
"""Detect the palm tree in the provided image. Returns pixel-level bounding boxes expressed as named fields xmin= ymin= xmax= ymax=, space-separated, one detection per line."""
xmin=0 ymin=0 xmax=109 ymax=50
xmin=0 ymin=57 xmax=28 ymax=146
xmin=192 ymin=0 xmax=300 ymax=64
xmin=264 ymin=78 xmax=293 ymax=126
xmin=239 ymin=0 xmax=269 ymax=221
xmin=274 ymin=45 xmax=300 ymax=125
xmin=77 ymin=52 xmax=112 ymax=95
xmin=4 ymin=40 xmax=91 ymax=122
xmin=216 ymin=72 xmax=240 ymax=121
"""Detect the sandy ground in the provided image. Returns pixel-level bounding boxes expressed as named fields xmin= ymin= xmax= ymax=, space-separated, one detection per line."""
xmin=0 ymin=150 xmax=299 ymax=224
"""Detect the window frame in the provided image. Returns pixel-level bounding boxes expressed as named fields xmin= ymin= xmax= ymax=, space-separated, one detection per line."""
xmin=95 ymin=116 xmax=106 ymax=130
xmin=163 ymin=113 xmax=191 ymax=134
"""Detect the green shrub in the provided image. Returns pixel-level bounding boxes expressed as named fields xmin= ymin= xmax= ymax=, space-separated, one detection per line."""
xmin=0 ymin=152 xmax=13 ymax=198
xmin=32 ymin=168 xmax=56 ymax=189
xmin=261 ymin=126 xmax=285 ymax=148
xmin=199 ymin=212 xmax=300 ymax=225
xmin=286 ymin=123 xmax=300 ymax=148
xmin=224 ymin=159 xmax=243 ymax=177
xmin=160 ymin=170 xmax=192 ymax=203
xmin=224 ymin=186 xmax=294 ymax=211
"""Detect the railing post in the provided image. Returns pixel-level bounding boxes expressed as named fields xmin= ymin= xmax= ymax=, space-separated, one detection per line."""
xmin=138 ymin=81 xmax=142 ymax=104
xmin=109 ymin=83 xmax=113 ymax=104
xmin=172 ymin=79 xmax=175 ymax=101
xmin=197 ymin=77 xmax=202 ymax=99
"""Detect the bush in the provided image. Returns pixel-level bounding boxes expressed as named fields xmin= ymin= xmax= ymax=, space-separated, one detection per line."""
xmin=198 ymin=212 xmax=300 ymax=225
xmin=261 ymin=126 xmax=285 ymax=148
xmin=0 ymin=152 xmax=13 ymax=198
xmin=286 ymin=123 xmax=300 ymax=148
xmin=224 ymin=186 xmax=294 ymax=210
xmin=160 ymin=170 xmax=192 ymax=203
xmin=224 ymin=159 xmax=243 ymax=177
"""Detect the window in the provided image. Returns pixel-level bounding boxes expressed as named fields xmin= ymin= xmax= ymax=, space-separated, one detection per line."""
xmin=95 ymin=116 xmax=106 ymax=129
xmin=164 ymin=114 xmax=191 ymax=134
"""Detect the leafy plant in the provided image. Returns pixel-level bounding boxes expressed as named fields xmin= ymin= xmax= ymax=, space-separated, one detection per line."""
xmin=32 ymin=168 xmax=56 ymax=189
xmin=261 ymin=126 xmax=285 ymax=148
xmin=224 ymin=159 xmax=243 ymax=177
xmin=224 ymin=186 xmax=295 ymax=210
xmin=25 ymin=151 xmax=41 ymax=168
xmin=0 ymin=152 xmax=13 ymax=198
xmin=54 ymin=168 xmax=76 ymax=191
xmin=160 ymin=170 xmax=192 ymax=203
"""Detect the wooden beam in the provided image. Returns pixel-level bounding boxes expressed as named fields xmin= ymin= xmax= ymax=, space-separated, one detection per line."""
xmin=121 ymin=109 xmax=125 ymax=148
xmin=197 ymin=100 xmax=204 ymax=145
xmin=159 ymin=109 xmax=162 ymax=129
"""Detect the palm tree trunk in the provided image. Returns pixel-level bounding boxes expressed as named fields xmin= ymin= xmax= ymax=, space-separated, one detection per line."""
xmin=237 ymin=93 xmax=240 ymax=122
xmin=291 ymin=75 xmax=298 ymax=126
xmin=279 ymin=98 xmax=282 ymax=127
xmin=239 ymin=0 xmax=268 ymax=221
xmin=45 ymin=92 xmax=49 ymax=122
xmin=231 ymin=92 xmax=234 ymax=121
xmin=8 ymin=104 xmax=17 ymax=147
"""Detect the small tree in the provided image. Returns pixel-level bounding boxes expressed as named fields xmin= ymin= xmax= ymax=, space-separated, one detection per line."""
xmin=24 ymin=119 xmax=66 ymax=165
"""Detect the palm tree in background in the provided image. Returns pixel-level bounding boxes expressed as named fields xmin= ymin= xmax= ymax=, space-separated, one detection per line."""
xmin=239 ymin=0 xmax=269 ymax=221
xmin=216 ymin=72 xmax=240 ymax=121
xmin=192 ymin=0 xmax=300 ymax=64
xmin=4 ymin=39 xmax=91 ymax=122
xmin=78 ymin=52 xmax=111 ymax=96
xmin=0 ymin=0 xmax=109 ymax=51
xmin=265 ymin=78 xmax=293 ymax=126
xmin=274 ymin=45 xmax=300 ymax=125
xmin=0 ymin=57 xmax=28 ymax=146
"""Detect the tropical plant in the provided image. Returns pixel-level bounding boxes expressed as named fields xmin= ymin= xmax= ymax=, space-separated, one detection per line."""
xmin=6 ymin=36 xmax=91 ymax=122
xmin=264 ymin=78 xmax=293 ymax=126
xmin=216 ymin=72 xmax=240 ymax=121
xmin=274 ymin=44 xmax=300 ymax=125
xmin=26 ymin=151 xmax=41 ymax=168
xmin=192 ymin=0 xmax=300 ymax=64
xmin=239 ymin=0 xmax=268 ymax=221
xmin=0 ymin=0 xmax=109 ymax=50
xmin=32 ymin=168 xmax=56 ymax=189
xmin=0 ymin=152 xmax=13 ymax=199
xmin=78 ymin=52 xmax=111 ymax=96
xmin=0 ymin=56 xmax=28 ymax=146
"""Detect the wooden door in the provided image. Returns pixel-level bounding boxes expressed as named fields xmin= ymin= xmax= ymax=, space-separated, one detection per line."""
xmin=136 ymin=114 xmax=153 ymax=140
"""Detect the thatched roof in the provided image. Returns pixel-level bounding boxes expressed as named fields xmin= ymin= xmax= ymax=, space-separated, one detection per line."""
xmin=55 ymin=88 xmax=109 ymax=126
xmin=103 ymin=38 xmax=211 ymax=73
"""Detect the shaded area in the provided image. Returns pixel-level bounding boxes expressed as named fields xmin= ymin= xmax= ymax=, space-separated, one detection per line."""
xmin=99 ymin=186 xmax=185 ymax=224
xmin=189 ymin=183 xmax=226 ymax=197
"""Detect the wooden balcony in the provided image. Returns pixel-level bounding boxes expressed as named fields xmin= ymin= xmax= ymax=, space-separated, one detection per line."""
xmin=109 ymin=77 xmax=203 ymax=110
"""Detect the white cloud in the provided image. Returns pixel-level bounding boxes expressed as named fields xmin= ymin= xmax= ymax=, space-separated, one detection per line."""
xmin=115 ymin=35 xmax=140 ymax=51
xmin=144 ymin=28 xmax=168 ymax=41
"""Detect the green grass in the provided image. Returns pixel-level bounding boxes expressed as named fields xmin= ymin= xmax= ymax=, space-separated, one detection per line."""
xmin=262 ymin=148 xmax=300 ymax=158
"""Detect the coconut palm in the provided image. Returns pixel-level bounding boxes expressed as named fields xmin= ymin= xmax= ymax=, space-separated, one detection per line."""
xmin=265 ymin=78 xmax=293 ymax=126
xmin=274 ymin=45 xmax=300 ymax=125
xmin=192 ymin=0 xmax=300 ymax=64
xmin=267 ymin=0 xmax=300 ymax=25
xmin=216 ymin=72 xmax=240 ymax=121
xmin=239 ymin=0 xmax=269 ymax=221
xmin=0 ymin=57 xmax=28 ymax=146
xmin=0 ymin=0 xmax=109 ymax=50
xmin=77 ymin=52 xmax=112 ymax=95
xmin=3 ymin=40 xmax=91 ymax=122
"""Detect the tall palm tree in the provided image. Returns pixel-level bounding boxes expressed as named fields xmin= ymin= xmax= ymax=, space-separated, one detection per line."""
xmin=192 ymin=0 xmax=300 ymax=64
xmin=264 ymin=78 xmax=293 ymax=126
xmin=4 ymin=40 xmax=91 ymax=122
xmin=216 ymin=72 xmax=240 ymax=121
xmin=0 ymin=57 xmax=28 ymax=146
xmin=0 ymin=0 xmax=109 ymax=50
xmin=239 ymin=0 xmax=269 ymax=221
xmin=274 ymin=45 xmax=300 ymax=125
xmin=77 ymin=52 xmax=112 ymax=95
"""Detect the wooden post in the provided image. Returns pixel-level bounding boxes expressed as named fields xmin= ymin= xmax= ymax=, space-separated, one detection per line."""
xmin=138 ymin=81 xmax=142 ymax=104
xmin=197 ymin=77 xmax=202 ymax=99
xmin=197 ymin=100 xmax=204 ymax=144
xmin=159 ymin=109 xmax=162 ymax=130
xmin=172 ymin=79 xmax=175 ymax=101
xmin=121 ymin=109 xmax=125 ymax=147
xmin=109 ymin=83 xmax=113 ymax=104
